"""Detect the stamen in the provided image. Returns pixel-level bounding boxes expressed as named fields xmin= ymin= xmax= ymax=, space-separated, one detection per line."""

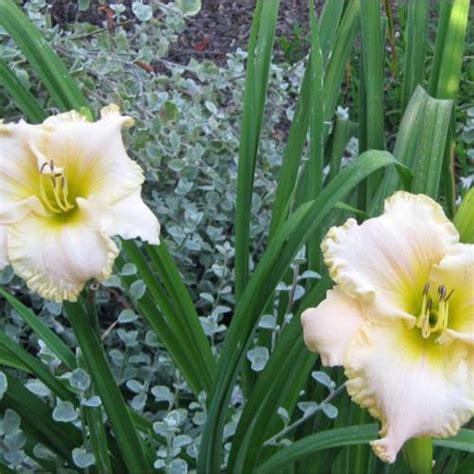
xmin=39 ymin=175 xmax=61 ymax=214
xmin=58 ymin=174 xmax=74 ymax=211
xmin=52 ymin=180 xmax=70 ymax=212
xmin=38 ymin=159 xmax=75 ymax=214
xmin=417 ymin=282 xmax=431 ymax=328
xmin=421 ymin=302 xmax=431 ymax=339
xmin=445 ymin=289 xmax=455 ymax=301
xmin=417 ymin=283 xmax=453 ymax=338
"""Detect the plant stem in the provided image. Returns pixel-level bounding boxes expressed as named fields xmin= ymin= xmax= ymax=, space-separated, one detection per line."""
xmin=264 ymin=383 xmax=346 ymax=446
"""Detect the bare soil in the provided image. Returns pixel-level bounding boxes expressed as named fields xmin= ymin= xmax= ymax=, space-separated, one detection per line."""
xmin=37 ymin=0 xmax=314 ymax=64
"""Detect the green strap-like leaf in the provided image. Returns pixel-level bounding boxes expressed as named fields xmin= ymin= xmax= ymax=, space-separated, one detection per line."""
xmin=429 ymin=0 xmax=470 ymax=100
xmin=65 ymin=302 xmax=151 ymax=473
xmin=360 ymin=0 xmax=385 ymax=151
xmin=0 ymin=58 xmax=46 ymax=122
xmin=198 ymin=151 xmax=405 ymax=473
xmin=401 ymin=0 xmax=430 ymax=111
xmin=0 ymin=373 xmax=82 ymax=465
xmin=0 ymin=331 xmax=74 ymax=403
xmin=228 ymin=276 xmax=332 ymax=473
xmin=0 ymin=288 xmax=76 ymax=369
xmin=256 ymin=426 xmax=474 ymax=472
xmin=234 ymin=0 xmax=280 ymax=301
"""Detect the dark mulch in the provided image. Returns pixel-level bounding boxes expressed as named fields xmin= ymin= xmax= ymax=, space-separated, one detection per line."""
xmin=34 ymin=0 xmax=316 ymax=65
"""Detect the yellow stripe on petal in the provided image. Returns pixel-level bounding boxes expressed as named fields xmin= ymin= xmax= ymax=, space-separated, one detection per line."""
xmin=429 ymin=243 xmax=474 ymax=344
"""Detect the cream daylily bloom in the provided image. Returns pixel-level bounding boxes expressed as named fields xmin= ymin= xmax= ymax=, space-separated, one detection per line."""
xmin=301 ymin=191 xmax=474 ymax=463
xmin=0 ymin=105 xmax=160 ymax=302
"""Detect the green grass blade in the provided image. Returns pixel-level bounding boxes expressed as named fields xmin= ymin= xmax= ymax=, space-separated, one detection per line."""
xmin=229 ymin=276 xmax=331 ymax=472
xmin=197 ymin=151 xmax=404 ymax=474
xmin=410 ymin=97 xmax=453 ymax=198
xmin=256 ymin=426 xmax=474 ymax=472
xmin=256 ymin=424 xmax=379 ymax=472
xmin=0 ymin=331 xmax=74 ymax=403
xmin=269 ymin=66 xmax=310 ymax=238
xmin=234 ymin=0 xmax=280 ymax=301
xmin=372 ymin=86 xmax=451 ymax=212
xmin=401 ymin=0 xmax=430 ymax=110
xmin=319 ymin=0 xmax=345 ymax=63
xmin=0 ymin=344 xmax=30 ymax=370
xmin=121 ymin=242 xmax=214 ymax=395
xmin=1 ymin=373 xmax=82 ymax=465
xmin=455 ymin=453 xmax=474 ymax=473
xmin=307 ymin=1 xmax=325 ymax=270
xmin=269 ymin=0 xmax=360 ymax=238
xmin=76 ymin=355 xmax=115 ymax=474
xmin=323 ymin=0 xmax=361 ymax=122
xmin=360 ymin=0 xmax=385 ymax=150
xmin=0 ymin=288 xmax=76 ymax=369
xmin=117 ymin=254 xmax=206 ymax=396
xmin=326 ymin=118 xmax=358 ymax=183
xmin=454 ymin=188 xmax=474 ymax=243
xmin=428 ymin=0 xmax=469 ymax=216
xmin=435 ymin=430 xmax=474 ymax=453
xmin=0 ymin=58 xmax=46 ymax=122
xmin=0 ymin=0 xmax=87 ymax=112
xmin=430 ymin=0 xmax=470 ymax=100
xmin=145 ymin=242 xmax=216 ymax=384
xmin=0 ymin=462 xmax=16 ymax=474
xmin=65 ymin=301 xmax=151 ymax=473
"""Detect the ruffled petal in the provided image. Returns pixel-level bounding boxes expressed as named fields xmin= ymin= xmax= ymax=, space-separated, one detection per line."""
xmin=6 ymin=209 xmax=118 ymax=302
xmin=429 ymin=243 xmax=474 ymax=345
xmin=0 ymin=121 xmax=43 ymax=207
xmin=78 ymin=189 xmax=160 ymax=245
xmin=344 ymin=320 xmax=474 ymax=463
xmin=322 ymin=192 xmax=459 ymax=320
xmin=39 ymin=105 xmax=143 ymax=204
xmin=301 ymin=288 xmax=364 ymax=366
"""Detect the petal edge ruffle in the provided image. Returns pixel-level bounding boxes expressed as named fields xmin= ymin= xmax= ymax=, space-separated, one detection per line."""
xmin=344 ymin=320 xmax=474 ymax=463
xmin=321 ymin=192 xmax=459 ymax=321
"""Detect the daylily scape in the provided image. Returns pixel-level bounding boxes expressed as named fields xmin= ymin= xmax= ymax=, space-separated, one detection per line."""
xmin=0 ymin=105 xmax=160 ymax=302
xmin=301 ymin=191 xmax=474 ymax=463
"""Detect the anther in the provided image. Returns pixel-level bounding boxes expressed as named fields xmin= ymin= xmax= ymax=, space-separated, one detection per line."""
xmin=423 ymin=282 xmax=430 ymax=295
xmin=49 ymin=160 xmax=54 ymax=172
xmin=426 ymin=299 xmax=433 ymax=312
xmin=40 ymin=162 xmax=48 ymax=173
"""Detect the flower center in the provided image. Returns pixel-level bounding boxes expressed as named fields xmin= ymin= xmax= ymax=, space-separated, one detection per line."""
xmin=416 ymin=283 xmax=454 ymax=339
xmin=39 ymin=160 xmax=75 ymax=215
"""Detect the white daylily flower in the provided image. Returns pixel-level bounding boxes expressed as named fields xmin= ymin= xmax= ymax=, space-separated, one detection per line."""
xmin=301 ymin=191 xmax=474 ymax=463
xmin=0 ymin=105 xmax=160 ymax=302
